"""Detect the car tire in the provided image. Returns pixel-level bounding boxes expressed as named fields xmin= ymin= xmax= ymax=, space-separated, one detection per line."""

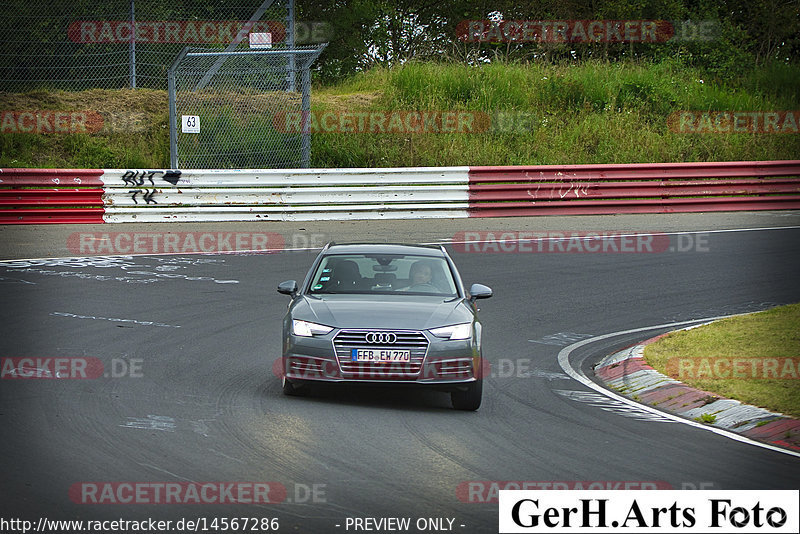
xmin=282 ymin=376 xmax=305 ymax=396
xmin=450 ymin=380 xmax=482 ymax=411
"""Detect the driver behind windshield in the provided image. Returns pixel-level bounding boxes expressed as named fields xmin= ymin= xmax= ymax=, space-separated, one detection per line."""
xmin=401 ymin=260 xmax=434 ymax=291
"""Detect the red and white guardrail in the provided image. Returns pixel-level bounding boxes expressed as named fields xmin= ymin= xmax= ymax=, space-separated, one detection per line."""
xmin=1 ymin=161 xmax=799 ymax=223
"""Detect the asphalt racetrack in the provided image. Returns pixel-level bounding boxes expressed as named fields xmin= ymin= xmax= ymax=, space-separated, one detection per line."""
xmin=1 ymin=212 xmax=799 ymax=533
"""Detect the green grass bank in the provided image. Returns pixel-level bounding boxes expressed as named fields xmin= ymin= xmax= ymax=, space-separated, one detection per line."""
xmin=644 ymin=303 xmax=800 ymax=419
xmin=1 ymin=60 xmax=799 ymax=169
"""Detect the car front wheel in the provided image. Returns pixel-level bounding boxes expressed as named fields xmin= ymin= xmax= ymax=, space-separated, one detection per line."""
xmin=282 ymin=376 xmax=305 ymax=396
xmin=451 ymin=380 xmax=482 ymax=410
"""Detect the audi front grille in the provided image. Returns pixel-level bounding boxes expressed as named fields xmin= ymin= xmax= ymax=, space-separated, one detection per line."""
xmin=333 ymin=329 xmax=429 ymax=380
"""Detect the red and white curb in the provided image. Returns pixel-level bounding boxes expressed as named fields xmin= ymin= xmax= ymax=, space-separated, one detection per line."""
xmin=595 ymin=329 xmax=800 ymax=453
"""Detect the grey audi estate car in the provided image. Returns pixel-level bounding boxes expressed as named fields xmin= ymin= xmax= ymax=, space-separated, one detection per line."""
xmin=277 ymin=243 xmax=492 ymax=410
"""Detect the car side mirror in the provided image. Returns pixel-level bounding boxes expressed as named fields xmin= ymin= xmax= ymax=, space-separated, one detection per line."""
xmin=278 ymin=280 xmax=299 ymax=297
xmin=468 ymin=283 xmax=493 ymax=302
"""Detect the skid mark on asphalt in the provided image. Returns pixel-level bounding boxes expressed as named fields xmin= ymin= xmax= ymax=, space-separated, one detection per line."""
xmin=523 ymin=370 xmax=571 ymax=380
xmin=555 ymin=390 xmax=675 ymax=423
xmin=528 ymin=333 xmax=594 ymax=346
xmin=663 ymin=301 xmax=781 ymax=323
xmin=51 ymin=311 xmax=181 ymax=328
xmin=120 ymin=415 xmax=176 ymax=432
xmin=2 ymin=363 xmax=63 ymax=378
xmin=0 ymin=256 xmax=238 ymax=284
xmin=0 ymin=275 xmax=35 ymax=284
xmin=399 ymin=416 xmax=494 ymax=480
xmin=190 ymin=419 xmax=216 ymax=437
xmin=209 ymin=448 xmax=245 ymax=463
xmin=120 ymin=414 xmax=220 ymax=437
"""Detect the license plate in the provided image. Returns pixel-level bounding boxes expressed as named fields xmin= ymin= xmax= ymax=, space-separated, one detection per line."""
xmin=351 ymin=349 xmax=411 ymax=362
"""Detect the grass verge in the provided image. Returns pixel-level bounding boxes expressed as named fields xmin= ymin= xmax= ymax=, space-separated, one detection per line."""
xmin=643 ymin=303 xmax=800 ymax=418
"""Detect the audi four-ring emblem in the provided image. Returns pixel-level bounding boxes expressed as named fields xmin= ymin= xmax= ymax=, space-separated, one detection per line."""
xmin=365 ymin=332 xmax=397 ymax=344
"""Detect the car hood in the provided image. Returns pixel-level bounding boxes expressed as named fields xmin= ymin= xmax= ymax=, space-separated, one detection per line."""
xmin=291 ymin=294 xmax=473 ymax=330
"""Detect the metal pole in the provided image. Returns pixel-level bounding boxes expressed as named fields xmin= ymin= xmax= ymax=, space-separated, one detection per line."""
xmin=300 ymin=64 xmax=310 ymax=167
xmin=287 ymin=0 xmax=296 ymax=92
xmin=129 ymin=0 xmax=136 ymax=88
xmin=184 ymin=49 xmax=321 ymax=57
xmin=168 ymin=70 xmax=177 ymax=168
xmin=168 ymin=47 xmax=189 ymax=169
xmin=301 ymin=45 xmax=326 ymax=167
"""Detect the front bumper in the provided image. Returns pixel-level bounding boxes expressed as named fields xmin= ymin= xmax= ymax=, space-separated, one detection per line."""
xmin=281 ymin=329 xmax=482 ymax=386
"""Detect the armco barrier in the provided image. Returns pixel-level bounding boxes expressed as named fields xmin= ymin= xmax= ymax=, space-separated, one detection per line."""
xmin=1 ymin=161 xmax=799 ymax=223
xmin=0 ymin=169 xmax=105 ymax=223
xmin=469 ymin=160 xmax=800 ymax=216
xmin=0 ymin=167 xmax=470 ymax=223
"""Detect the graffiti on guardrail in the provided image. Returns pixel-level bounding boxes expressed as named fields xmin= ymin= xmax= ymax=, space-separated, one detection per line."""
xmin=121 ymin=170 xmax=181 ymax=186
xmin=128 ymin=189 xmax=157 ymax=204
xmin=557 ymin=182 xmax=591 ymax=199
xmin=121 ymin=169 xmax=182 ymax=204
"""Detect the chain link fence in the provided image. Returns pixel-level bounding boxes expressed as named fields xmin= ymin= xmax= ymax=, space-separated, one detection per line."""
xmin=1 ymin=0 xmax=331 ymax=169
xmin=169 ymin=45 xmax=325 ymax=169
xmin=0 ymin=0 xmax=294 ymax=92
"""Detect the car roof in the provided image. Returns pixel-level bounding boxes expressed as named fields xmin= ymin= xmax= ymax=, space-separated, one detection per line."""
xmin=322 ymin=243 xmax=446 ymax=257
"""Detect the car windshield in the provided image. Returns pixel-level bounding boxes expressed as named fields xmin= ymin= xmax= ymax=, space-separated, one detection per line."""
xmin=308 ymin=254 xmax=458 ymax=296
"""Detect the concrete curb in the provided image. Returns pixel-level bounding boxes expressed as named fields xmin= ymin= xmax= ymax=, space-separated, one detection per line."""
xmin=594 ymin=326 xmax=800 ymax=452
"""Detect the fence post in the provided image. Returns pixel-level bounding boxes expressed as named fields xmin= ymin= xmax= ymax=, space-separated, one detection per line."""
xmin=168 ymin=47 xmax=189 ymax=169
xmin=128 ymin=0 xmax=136 ymax=89
xmin=287 ymin=0 xmax=296 ymax=93
xmin=301 ymin=65 xmax=311 ymax=167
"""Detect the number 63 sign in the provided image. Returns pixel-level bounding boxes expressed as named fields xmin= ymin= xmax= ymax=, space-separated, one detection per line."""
xmin=181 ymin=115 xmax=200 ymax=134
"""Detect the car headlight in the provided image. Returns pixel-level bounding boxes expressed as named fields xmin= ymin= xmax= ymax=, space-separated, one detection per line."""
xmin=292 ymin=319 xmax=333 ymax=337
xmin=430 ymin=323 xmax=472 ymax=340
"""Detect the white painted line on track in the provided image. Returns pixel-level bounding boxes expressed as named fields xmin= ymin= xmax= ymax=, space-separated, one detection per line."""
xmin=557 ymin=315 xmax=800 ymax=459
